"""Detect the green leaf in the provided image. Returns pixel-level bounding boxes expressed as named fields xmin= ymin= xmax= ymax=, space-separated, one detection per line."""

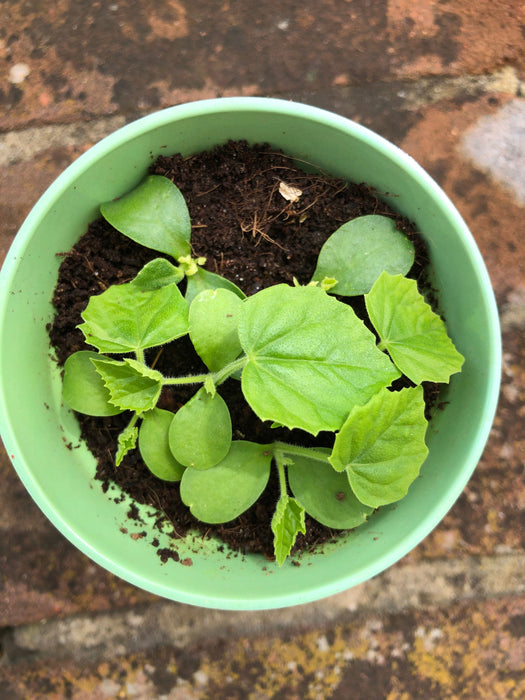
xmin=271 ymin=494 xmax=306 ymax=566
xmin=139 ymin=408 xmax=185 ymax=481
xmin=180 ymin=441 xmax=272 ymax=523
xmin=78 ymin=282 xmax=189 ymax=353
xmin=330 ymin=386 xmax=429 ymax=508
xmin=115 ymin=423 xmax=138 ymax=466
xmin=312 ymin=215 xmax=415 ymax=296
xmin=185 ymin=267 xmax=246 ymax=305
xmin=287 ymin=450 xmax=373 ymax=529
xmin=239 ymin=284 xmax=400 ymax=435
xmin=131 ymin=258 xmax=184 ymax=291
xmin=100 ymin=175 xmax=191 ymax=259
xmin=92 ymin=358 xmax=163 ymax=412
xmin=189 ymin=289 xmax=243 ymax=372
xmin=168 ymin=387 xmax=232 ymax=469
xmin=62 ymin=351 xmax=124 ymax=416
xmin=365 ymin=271 xmax=465 ymax=384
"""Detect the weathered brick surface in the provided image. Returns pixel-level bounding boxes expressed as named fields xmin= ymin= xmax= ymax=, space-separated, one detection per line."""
xmin=1 ymin=0 xmax=524 ymax=693
xmin=1 ymin=595 xmax=524 ymax=698
xmin=0 ymin=441 xmax=156 ymax=628
xmin=2 ymin=0 xmax=524 ymax=130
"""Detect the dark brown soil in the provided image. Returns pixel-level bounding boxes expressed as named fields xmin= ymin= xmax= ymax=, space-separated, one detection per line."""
xmin=49 ymin=140 xmax=432 ymax=562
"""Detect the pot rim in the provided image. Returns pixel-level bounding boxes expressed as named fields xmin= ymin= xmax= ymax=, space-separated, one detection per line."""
xmin=0 ymin=97 xmax=501 ymax=609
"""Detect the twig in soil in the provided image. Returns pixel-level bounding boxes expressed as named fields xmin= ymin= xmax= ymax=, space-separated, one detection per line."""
xmin=150 ymin=347 xmax=164 ymax=370
xmin=240 ymin=211 xmax=286 ymax=250
xmin=69 ymin=250 xmax=108 ymax=291
xmin=147 ymin=488 xmax=186 ymax=540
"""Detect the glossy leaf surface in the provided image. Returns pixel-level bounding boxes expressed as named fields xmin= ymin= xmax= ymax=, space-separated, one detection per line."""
xmin=189 ymin=289 xmax=243 ymax=371
xmin=287 ymin=451 xmax=373 ymax=529
xmin=62 ymin=350 xmax=124 ymax=416
xmin=139 ymin=408 xmax=185 ymax=481
xmin=185 ymin=267 xmax=246 ymax=304
xmin=168 ymin=387 xmax=232 ymax=470
xmin=180 ymin=441 xmax=272 ymax=523
xmin=312 ymin=215 xmax=415 ymax=296
xmin=100 ymin=175 xmax=191 ymax=258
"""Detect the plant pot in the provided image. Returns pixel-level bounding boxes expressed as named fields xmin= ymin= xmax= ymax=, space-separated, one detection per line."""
xmin=0 ymin=98 xmax=501 ymax=610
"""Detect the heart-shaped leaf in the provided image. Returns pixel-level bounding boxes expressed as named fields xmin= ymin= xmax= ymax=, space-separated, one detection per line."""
xmin=180 ymin=441 xmax=272 ymax=523
xmin=78 ymin=281 xmax=189 ymax=353
xmin=287 ymin=450 xmax=373 ymax=529
xmin=185 ymin=267 xmax=246 ymax=304
xmin=271 ymin=494 xmax=306 ymax=566
xmin=139 ymin=408 xmax=185 ymax=481
xmin=330 ymin=386 xmax=429 ymax=508
xmin=92 ymin=357 xmax=163 ymax=412
xmin=365 ymin=271 xmax=465 ymax=384
xmin=312 ymin=215 xmax=415 ymax=296
xmin=189 ymin=289 xmax=243 ymax=372
xmin=239 ymin=284 xmax=400 ymax=435
xmin=62 ymin=351 xmax=124 ymax=416
xmin=100 ymin=175 xmax=191 ymax=259
xmin=168 ymin=387 xmax=232 ymax=469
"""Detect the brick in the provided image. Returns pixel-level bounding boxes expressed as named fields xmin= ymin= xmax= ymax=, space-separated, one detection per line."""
xmin=0 ymin=147 xmax=81 ymax=264
xmin=0 ymin=442 xmax=155 ymax=627
xmin=1 ymin=595 xmax=524 ymax=698
xmin=400 ymin=94 xmax=525 ymax=297
xmin=2 ymin=0 xmax=524 ymax=129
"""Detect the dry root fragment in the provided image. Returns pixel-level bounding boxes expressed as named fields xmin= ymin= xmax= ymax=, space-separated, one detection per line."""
xmin=279 ymin=181 xmax=303 ymax=202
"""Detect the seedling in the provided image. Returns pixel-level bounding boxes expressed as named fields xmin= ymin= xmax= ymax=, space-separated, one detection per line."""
xmin=62 ymin=175 xmax=464 ymax=565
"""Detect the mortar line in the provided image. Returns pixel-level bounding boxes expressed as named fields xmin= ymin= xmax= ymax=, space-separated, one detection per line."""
xmin=1 ymin=66 xmax=523 ymax=168
xmin=2 ymin=551 xmax=524 ymax=666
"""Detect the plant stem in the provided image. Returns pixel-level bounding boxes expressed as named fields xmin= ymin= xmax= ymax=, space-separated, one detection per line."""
xmin=272 ymin=441 xmax=331 ymax=465
xmin=129 ymin=412 xmax=140 ymax=428
xmin=211 ymin=356 xmax=248 ymax=386
xmin=162 ymin=356 xmax=248 ymax=390
xmin=163 ymin=373 xmax=210 ymax=386
xmin=273 ymin=449 xmax=289 ymax=497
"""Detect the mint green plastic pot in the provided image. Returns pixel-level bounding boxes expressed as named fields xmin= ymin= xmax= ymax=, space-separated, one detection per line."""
xmin=0 ymin=98 xmax=500 ymax=609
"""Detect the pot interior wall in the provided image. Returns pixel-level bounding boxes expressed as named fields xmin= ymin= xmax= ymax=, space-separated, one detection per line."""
xmin=0 ymin=100 xmax=500 ymax=609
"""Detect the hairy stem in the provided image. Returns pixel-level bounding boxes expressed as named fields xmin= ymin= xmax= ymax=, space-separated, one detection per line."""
xmin=162 ymin=356 xmax=248 ymax=390
xmin=273 ymin=449 xmax=289 ymax=498
xmin=163 ymin=373 xmax=210 ymax=387
xmin=211 ymin=356 xmax=248 ymax=386
xmin=272 ymin=441 xmax=332 ymax=466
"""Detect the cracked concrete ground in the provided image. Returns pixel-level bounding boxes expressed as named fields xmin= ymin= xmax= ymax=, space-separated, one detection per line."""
xmin=1 ymin=1 xmax=524 ymax=697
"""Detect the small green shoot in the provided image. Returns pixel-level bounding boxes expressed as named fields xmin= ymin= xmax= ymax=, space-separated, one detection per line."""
xmin=271 ymin=494 xmax=306 ymax=567
xmin=61 ymin=174 xmax=465 ymax=566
